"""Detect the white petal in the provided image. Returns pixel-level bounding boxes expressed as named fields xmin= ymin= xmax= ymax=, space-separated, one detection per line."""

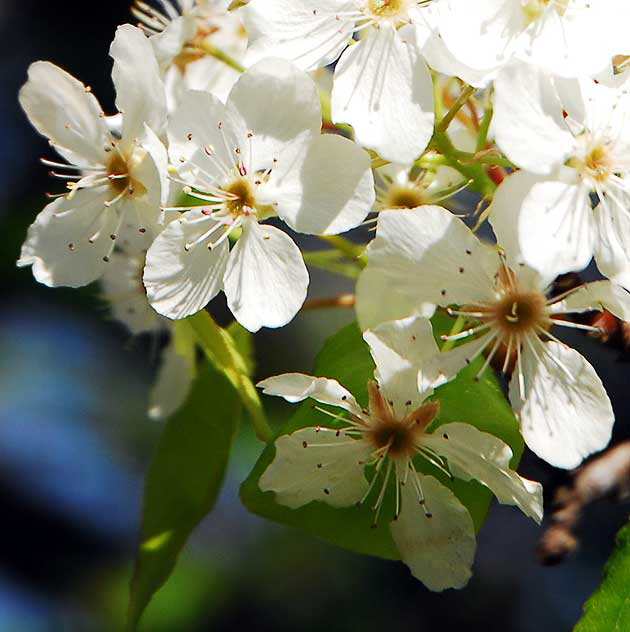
xmin=357 ymin=206 xmax=498 ymax=329
xmin=144 ymin=209 xmax=230 ymax=319
xmin=492 ymin=64 xmax=575 ymax=175
xmin=519 ymin=1 xmax=621 ymax=78
xmin=225 ymin=58 xmax=321 ymax=172
xmin=488 ymin=170 xmax=545 ymax=272
xmin=423 ymin=423 xmax=543 ymax=523
xmin=150 ymin=15 xmax=197 ymax=69
xmin=355 ymin=264 xmax=435 ymax=331
xmin=110 ymin=25 xmax=167 ymax=143
xmin=439 ymin=0 xmax=521 ymax=71
xmin=594 ymin=194 xmax=630 ymax=289
xmin=116 ymin=195 xmax=164 ymax=253
xmin=100 ymin=251 xmax=162 ymax=335
xmin=332 ymin=25 xmax=434 ymax=164
xmin=179 ymin=55 xmax=241 ymax=103
xmin=19 ymin=61 xmax=109 ymax=166
xmin=549 ymin=280 xmax=630 ymax=322
xmin=260 ymin=427 xmax=370 ymax=509
xmin=411 ymin=26 xmax=495 ymax=88
xmin=390 ymin=473 xmax=475 ymax=591
xmin=18 ymin=189 xmax=118 ymax=288
xmin=167 ymin=90 xmax=234 ymax=188
xmin=420 ymin=332 xmax=495 ymax=389
xmin=138 ymin=124 xmax=170 ymax=207
xmin=490 ymin=173 xmax=595 ymax=279
xmin=510 ymin=340 xmax=614 ymax=469
xmin=243 ymin=0 xmax=355 ymax=71
xmin=148 ymin=340 xmax=196 ymax=419
xmin=268 ymin=133 xmax=374 ymax=235
xmin=363 ymin=317 xmax=439 ymax=414
xmin=223 ymin=221 xmax=308 ymax=332
xmin=257 ymin=373 xmax=363 ymax=416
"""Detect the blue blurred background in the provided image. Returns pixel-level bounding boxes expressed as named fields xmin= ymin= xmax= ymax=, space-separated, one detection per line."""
xmin=2 ymin=2 xmax=630 ymax=630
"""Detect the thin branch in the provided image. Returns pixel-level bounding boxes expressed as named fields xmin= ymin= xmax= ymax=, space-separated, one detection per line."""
xmin=537 ymin=442 xmax=630 ymax=565
xmin=303 ymin=294 xmax=356 ymax=311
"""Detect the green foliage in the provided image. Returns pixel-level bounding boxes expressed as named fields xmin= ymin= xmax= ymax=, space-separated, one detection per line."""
xmin=126 ymin=366 xmax=241 ymax=631
xmin=575 ymin=517 xmax=630 ymax=631
xmin=303 ymin=249 xmax=362 ymax=279
xmin=241 ymin=314 xmax=522 ymax=561
xmin=183 ymin=310 xmax=270 ymax=441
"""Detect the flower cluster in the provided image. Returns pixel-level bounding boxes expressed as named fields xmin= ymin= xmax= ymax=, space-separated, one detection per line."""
xmin=18 ymin=0 xmax=630 ymax=591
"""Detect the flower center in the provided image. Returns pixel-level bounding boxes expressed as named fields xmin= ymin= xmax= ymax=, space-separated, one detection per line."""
xmin=491 ymin=290 xmax=547 ymax=336
xmin=107 ymin=152 xmax=132 ymax=195
xmin=574 ymin=141 xmax=614 ymax=185
xmin=522 ymin=0 xmax=567 ymax=23
xmin=364 ymin=381 xmax=440 ymax=460
xmin=367 ymin=0 xmax=406 ymax=18
xmin=383 ymin=184 xmax=426 ymax=210
xmin=224 ymin=177 xmax=256 ymax=218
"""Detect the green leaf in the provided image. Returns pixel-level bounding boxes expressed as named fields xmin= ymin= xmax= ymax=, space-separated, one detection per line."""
xmin=226 ymin=320 xmax=255 ymax=377
xmin=303 ymin=249 xmax=361 ymax=279
xmin=574 ymin=517 xmax=630 ymax=632
xmin=182 ymin=311 xmax=271 ymax=442
xmin=241 ymin=314 xmax=522 ymax=561
xmin=126 ymin=365 xmax=241 ymax=631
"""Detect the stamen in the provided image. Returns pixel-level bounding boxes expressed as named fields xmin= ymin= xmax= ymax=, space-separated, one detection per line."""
xmin=312 ymin=405 xmax=365 ymax=428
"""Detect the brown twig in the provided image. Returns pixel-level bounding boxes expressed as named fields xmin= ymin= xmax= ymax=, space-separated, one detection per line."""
xmin=537 ymin=442 xmax=630 ymax=565
xmin=302 ymin=294 xmax=356 ymax=311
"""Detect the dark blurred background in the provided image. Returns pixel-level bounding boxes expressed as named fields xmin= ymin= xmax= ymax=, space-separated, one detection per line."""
xmin=2 ymin=2 xmax=630 ymax=630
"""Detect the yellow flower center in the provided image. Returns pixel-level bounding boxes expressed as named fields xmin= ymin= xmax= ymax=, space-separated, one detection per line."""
xmin=522 ymin=0 xmax=568 ymax=23
xmin=579 ymin=145 xmax=614 ymax=184
xmin=107 ymin=152 xmax=132 ymax=195
xmin=224 ymin=177 xmax=256 ymax=217
xmin=383 ymin=184 xmax=427 ymax=210
xmin=368 ymin=0 xmax=406 ymax=19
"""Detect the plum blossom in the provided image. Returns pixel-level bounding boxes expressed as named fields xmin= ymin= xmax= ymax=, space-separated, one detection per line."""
xmin=17 ymin=25 xmax=169 ymax=288
xmin=258 ymin=316 xmax=542 ymax=589
xmin=144 ymin=57 xmax=374 ymax=332
xmin=100 ymin=248 xmax=195 ymax=419
xmin=438 ymin=0 xmax=630 ymax=79
xmin=133 ymin=0 xmax=248 ymax=106
xmin=357 ymin=205 xmax=630 ymax=468
xmin=242 ymin=0 xmax=437 ymax=163
xmin=490 ymin=64 xmax=630 ymax=286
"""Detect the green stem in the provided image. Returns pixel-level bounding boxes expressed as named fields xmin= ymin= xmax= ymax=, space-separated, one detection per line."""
xmin=318 ymin=235 xmax=366 ymax=267
xmin=453 ymin=149 xmax=515 ymax=169
xmin=431 ymin=131 xmax=496 ymax=197
xmin=436 ymin=84 xmax=476 ymax=134
xmin=185 ymin=312 xmax=274 ymax=443
xmin=441 ymin=315 xmax=466 ymax=352
xmin=199 ymin=42 xmax=245 ymax=73
xmin=476 ymin=97 xmax=494 ymax=153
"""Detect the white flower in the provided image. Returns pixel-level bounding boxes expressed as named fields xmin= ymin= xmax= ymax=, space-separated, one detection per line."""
xmin=144 ymin=57 xmax=374 ymax=332
xmin=242 ymin=0 xmax=436 ymax=163
xmin=438 ymin=0 xmax=630 ymax=79
xmin=17 ymin=25 xmax=169 ymax=288
xmin=490 ymin=64 xmax=630 ymax=285
xmin=373 ymin=121 xmax=475 ymax=212
xmin=133 ymin=0 xmax=248 ymax=106
xmin=258 ymin=316 xmax=542 ymax=590
xmin=100 ymin=249 xmax=195 ymax=420
xmin=357 ymin=205 xmax=630 ymax=468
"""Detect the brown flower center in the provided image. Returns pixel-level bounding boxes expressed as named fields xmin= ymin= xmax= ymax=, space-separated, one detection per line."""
xmin=491 ymin=290 xmax=547 ymax=336
xmin=363 ymin=381 xmax=440 ymax=459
